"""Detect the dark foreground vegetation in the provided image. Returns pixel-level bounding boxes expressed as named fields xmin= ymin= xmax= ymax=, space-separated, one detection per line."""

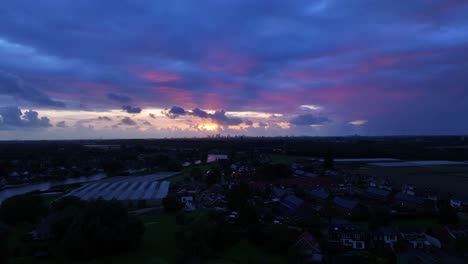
xmin=1 ymin=136 xmax=468 ymax=263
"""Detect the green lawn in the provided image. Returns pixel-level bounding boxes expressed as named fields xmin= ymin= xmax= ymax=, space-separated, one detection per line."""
xmin=8 ymin=213 xmax=180 ymax=264
xmin=8 ymin=211 xmax=286 ymax=264
xmin=169 ymin=163 xmax=216 ymax=182
xmin=217 ymin=239 xmax=288 ymax=264
xmin=391 ymin=217 xmax=439 ymax=229
xmin=270 ymin=154 xmax=312 ymax=165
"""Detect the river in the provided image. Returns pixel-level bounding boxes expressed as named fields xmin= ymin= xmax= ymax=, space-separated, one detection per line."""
xmin=0 ymin=173 xmax=107 ymax=203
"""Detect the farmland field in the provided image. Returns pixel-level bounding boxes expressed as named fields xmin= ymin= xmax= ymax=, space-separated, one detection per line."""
xmin=355 ymin=164 xmax=468 ymax=194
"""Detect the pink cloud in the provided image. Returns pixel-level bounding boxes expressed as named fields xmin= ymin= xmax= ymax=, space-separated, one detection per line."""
xmin=152 ymin=86 xmax=195 ymax=108
xmin=140 ymin=70 xmax=182 ymax=82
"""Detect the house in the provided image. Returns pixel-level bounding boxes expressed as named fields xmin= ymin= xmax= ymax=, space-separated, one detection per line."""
xmin=333 ymin=197 xmax=359 ymax=215
xmin=445 ymin=225 xmax=468 ymax=240
xmin=309 ymin=189 xmax=330 ymax=202
xmin=450 ymin=195 xmax=468 ymax=210
xmin=373 ymin=226 xmax=399 ymax=251
xmin=401 ymin=184 xmax=416 ymax=196
xmin=304 ymin=172 xmax=317 ymax=178
xmin=293 ymin=232 xmax=323 ymax=263
xmin=393 ymin=192 xmax=425 ymax=211
xmin=180 ymin=196 xmax=195 ymax=211
xmin=272 ymin=186 xmax=288 ymax=199
xmin=281 ymin=194 xmax=304 ymax=212
xmin=399 ymin=226 xmax=430 ymax=249
xmin=362 ymin=187 xmax=391 ymax=203
xmin=329 ymin=224 xmax=367 ymax=250
xmin=369 ymin=179 xmax=392 ymax=191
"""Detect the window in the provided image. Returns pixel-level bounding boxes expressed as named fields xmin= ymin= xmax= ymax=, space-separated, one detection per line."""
xmin=354 ymin=241 xmax=365 ymax=249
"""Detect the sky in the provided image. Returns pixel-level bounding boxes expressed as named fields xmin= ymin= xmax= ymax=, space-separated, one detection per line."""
xmin=0 ymin=0 xmax=467 ymax=139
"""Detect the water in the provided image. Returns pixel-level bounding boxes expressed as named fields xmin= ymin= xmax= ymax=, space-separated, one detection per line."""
xmin=0 ymin=173 xmax=107 ymax=203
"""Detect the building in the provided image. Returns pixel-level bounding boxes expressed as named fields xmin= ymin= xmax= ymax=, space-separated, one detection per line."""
xmin=65 ymin=175 xmax=171 ymax=206
xmin=281 ymin=194 xmax=304 ymax=212
xmin=399 ymin=226 xmax=430 ymax=249
xmin=309 ymin=188 xmax=330 ymax=201
xmin=293 ymin=232 xmax=323 ymax=263
xmin=450 ymin=195 xmax=468 ymax=210
xmin=393 ymin=192 xmax=425 ymax=211
xmin=329 ymin=224 xmax=367 ymax=250
xmin=362 ymin=187 xmax=391 ymax=203
xmin=333 ymin=197 xmax=359 ymax=215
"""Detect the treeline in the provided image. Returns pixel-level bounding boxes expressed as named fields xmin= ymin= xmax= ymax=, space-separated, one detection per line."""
xmin=0 ymin=194 xmax=145 ymax=262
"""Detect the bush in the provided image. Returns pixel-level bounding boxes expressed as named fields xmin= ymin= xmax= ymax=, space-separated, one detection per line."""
xmin=51 ymin=198 xmax=145 ymax=260
xmin=163 ymin=194 xmax=182 ymax=213
xmin=0 ymin=193 xmax=46 ymax=225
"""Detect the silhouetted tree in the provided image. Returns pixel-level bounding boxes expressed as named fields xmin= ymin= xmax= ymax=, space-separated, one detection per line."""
xmin=0 ymin=193 xmax=46 ymax=225
xmin=163 ymin=194 xmax=182 ymax=213
xmin=51 ymin=198 xmax=144 ymax=260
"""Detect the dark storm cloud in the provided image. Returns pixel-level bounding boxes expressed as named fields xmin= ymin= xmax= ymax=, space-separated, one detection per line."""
xmin=0 ymin=71 xmax=65 ymax=108
xmin=191 ymin=108 xmax=209 ymax=118
xmin=148 ymin=113 xmax=156 ymax=119
xmin=0 ymin=0 xmax=468 ymax=135
xmin=0 ymin=106 xmax=52 ymax=129
xmin=211 ymin=110 xmax=243 ymax=126
xmin=122 ymin=105 xmax=142 ymax=114
xmin=244 ymin=119 xmax=253 ymax=126
xmin=107 ymin=93 xmax=132 ymax=103
xmin=120 ymin=117 xmax=137 ymax=126
xmin=289 ymin=114 xmax=330 ymax=126
xmin=165 ymin=106 xmax=186 ymax=119
xmin=165 ymin=106 xmax=243 ymax=126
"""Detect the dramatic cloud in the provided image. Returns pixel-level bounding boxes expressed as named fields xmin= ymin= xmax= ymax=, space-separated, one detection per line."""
xmin=0 ymin=0 xmax=468 ymax=138
xmin=289 ymin=114 xmax=330 ymax=126
xmin=165 ymin=106 xmax=243 ymax=126
xmin=122 ymin=105 xmax=142 ymax=114
xmin=107 ymin=93 xmax=132 ymax=104
xmin=192 ymin=108 xmax=209 ymax=118
xmin=56 ymin=121 xmax=67 ymax=128
xmin=0 ymin=107 xmax=52 ymax=129
xmin=244 ymin=119 xmax=253 ymax=126
xmin=0 ymin=71 xmax=65 ymax=108
xmin=166 ymin=106 xmax=186 ymax=119
xmin=120 ymin=117 xmax=137 ymax=126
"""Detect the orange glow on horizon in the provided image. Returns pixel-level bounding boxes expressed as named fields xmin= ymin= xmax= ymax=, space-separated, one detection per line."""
xmin=198 ymin=123 xmax=218 ymax=131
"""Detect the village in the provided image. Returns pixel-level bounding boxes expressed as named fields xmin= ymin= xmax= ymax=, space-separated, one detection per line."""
xmin=169 ymin=153 xmax=468 ymax=263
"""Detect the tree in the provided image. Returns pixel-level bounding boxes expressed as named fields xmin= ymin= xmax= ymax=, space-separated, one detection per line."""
xmin=263 ymin=224 xmax=299 ymax=254
xmin=323 ymin=148 xmax=334 ymax=170
xmin=0 ymin=193 xmax=46 ymax=225
xmin=190 ymin=167 xmax=203 ymax=180
xmin=0 ymin=224 xmax=9 ymax=263
xmin=255 ymin=164 xmax=292 ymax=180
xmin=438 ymin=205 xmax=459 ymax=224
xmin=163 ymin=194 xmax=182 ymax=213
xmin=51 ymin=198 xmax=145 ymax=260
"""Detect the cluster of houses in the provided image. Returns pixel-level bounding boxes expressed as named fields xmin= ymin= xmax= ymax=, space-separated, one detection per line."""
xmin=170 ymin=156 xmax=468 ymax=262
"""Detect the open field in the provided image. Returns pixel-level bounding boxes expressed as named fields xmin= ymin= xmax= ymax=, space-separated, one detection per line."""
xmin=356 ymin=164 xmax=468 ymax=194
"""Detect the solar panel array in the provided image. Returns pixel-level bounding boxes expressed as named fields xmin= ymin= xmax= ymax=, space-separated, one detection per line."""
xmin=66 ymin=180 xmax=170 ymax=202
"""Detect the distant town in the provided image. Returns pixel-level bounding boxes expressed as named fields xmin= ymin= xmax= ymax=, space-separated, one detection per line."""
xmin=1 ymin=136 xmax=468 ymax=263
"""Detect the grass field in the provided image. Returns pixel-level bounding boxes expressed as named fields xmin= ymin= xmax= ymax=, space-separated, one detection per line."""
xmin=270 ymin=154 xmax=313 ymax=164
xmin=356 ymin=164 xmax=468 ymax=194
xmin=169 ymin=163 xmax=216 ymax=182
xmin=218 ymin=239 xmax=288 ymax=264
xmin=8 ymin=210 xmax=286 ymax=264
